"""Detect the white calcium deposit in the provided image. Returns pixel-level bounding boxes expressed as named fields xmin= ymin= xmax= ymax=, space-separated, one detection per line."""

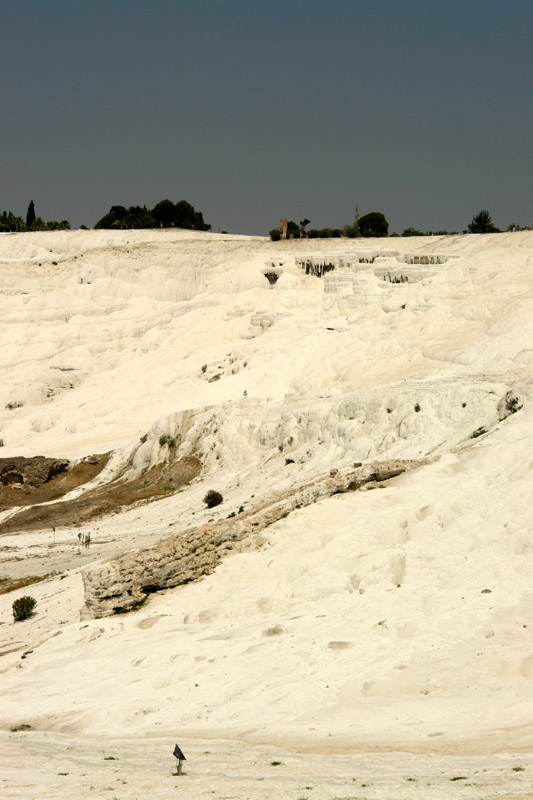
xmin=0 ymin=229 xmax=532 ymax=799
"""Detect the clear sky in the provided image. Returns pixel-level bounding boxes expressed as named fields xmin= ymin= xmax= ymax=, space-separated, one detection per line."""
xmin=2 ymin=0 xmax=532 ymax=234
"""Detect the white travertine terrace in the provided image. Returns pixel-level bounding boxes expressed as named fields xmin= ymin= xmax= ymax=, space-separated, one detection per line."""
xmin=0 ymin=228 xmax=532 ymax=797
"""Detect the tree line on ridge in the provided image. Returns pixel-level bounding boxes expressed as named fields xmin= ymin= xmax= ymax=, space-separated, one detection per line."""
xmin=0 ymin=200 xmax=520 ymax=237
xmin=0 ymin=198 xmax=210 ymax=233
xmin=270 ymin=209 xmax=513 ymax=240
xmin=0 ymin=201 xmax=71 ymax=232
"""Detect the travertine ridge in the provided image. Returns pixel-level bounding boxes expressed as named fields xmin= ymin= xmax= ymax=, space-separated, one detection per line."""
xmin=81 ymin=458 xmax=424 ymax=617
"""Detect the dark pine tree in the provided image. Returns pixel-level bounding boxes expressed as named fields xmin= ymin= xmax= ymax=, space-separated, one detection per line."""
xmin=467 ymin=210 xmax=498 ymax=233
xmin=26 ymin=200 xmax=36 ymax=229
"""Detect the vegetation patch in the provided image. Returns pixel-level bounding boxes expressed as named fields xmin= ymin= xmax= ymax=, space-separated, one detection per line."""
xmin=499 ymin=400 xmax=523 ymax=422
xmin=12 ymin=595 xmax=37 ymax=621
xmin=203 ymin=489 xmax=223 ymax=508
xmin=0 ymin=573 xmax=57 ymax=595
xmin=1 ymin=200 xmax=70 ymax=232
xmin=94 ymin=198 xmax=209 ymax=231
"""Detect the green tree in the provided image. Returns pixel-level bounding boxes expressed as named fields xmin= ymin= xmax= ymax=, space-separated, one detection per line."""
xmin=95 ymin=204 xmax=154 ymax=229
xmin=94 ymin=198 xmax=211 ymax=231
xmin=150 ymin=199 xmax=209 ymax=230
xmin=110 ymin=205 xmax=127 ymax=220
xmin=358 ymin=211 xmax=389 ymax=237
xmin=174 ymin=199 xmax=209 ymax=230
xmin=467 ymin=210 xmax=498 ymax=233
xmin=46 ymin=219 xmax=71 ymax=230
xmin=31 ymin=216 xmax=47 ymax=231
xmin=125 ymin=205 xmax=153 ymax=228
xmin=285 ymin=220 xmax=302 ymax=238
xmin=402 ymin=227 xmax=424 ymax=237
xmin=299 ymin=218 xmax=310 ymax=236
xmin=0 ymin=211 xmax=24 ymax=231
xmin=26 ymin=200 xmax=36 ymax=228
xmin=94 ymin=211 xmax=120 ymax=229
xmin=151 ymin=199 xmax=175 ymax=226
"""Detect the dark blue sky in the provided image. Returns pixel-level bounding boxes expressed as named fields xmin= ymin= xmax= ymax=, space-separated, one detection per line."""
xmin=2 ymin=0 xmax=532 ymax=233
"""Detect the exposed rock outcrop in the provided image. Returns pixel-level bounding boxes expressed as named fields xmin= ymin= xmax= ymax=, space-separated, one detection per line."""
xmin=0 ymin=455 xmax=199 ymax=532
xmin=0 ymin=456 xmax=69 ymax=487
xmin=497 ymin=390 xmax=521 ymax=420
xmin=81 ymin=459 xmax=426 ymax=618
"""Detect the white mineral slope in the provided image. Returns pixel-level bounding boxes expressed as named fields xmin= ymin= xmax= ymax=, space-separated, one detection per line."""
xmin=0 ymin=228 xmax=531 ymax=467
xmin=2 ymin=407 xmax=533 ymax=756
xmin=1 ymin=229 xmax=533 ymax=773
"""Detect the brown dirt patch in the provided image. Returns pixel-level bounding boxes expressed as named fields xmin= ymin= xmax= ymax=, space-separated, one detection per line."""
xmin=0 ymin=574 xmax=58 ymax=595
xmin=0 ymin=456 xmax=202 ymax=535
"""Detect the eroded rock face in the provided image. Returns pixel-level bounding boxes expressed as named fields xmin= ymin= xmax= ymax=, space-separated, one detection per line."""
xmin=0 ymin=456 xmax=69 ymax=487
xmin=81 ymin=459 xmax=425 ymax=618
xmin=497 ymin=390 xmax=521 ymax=420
